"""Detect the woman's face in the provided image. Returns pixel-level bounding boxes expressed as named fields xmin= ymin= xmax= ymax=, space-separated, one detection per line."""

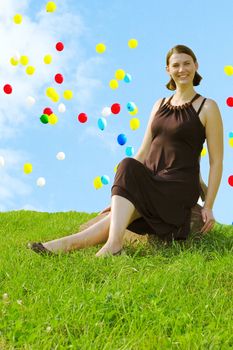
xmin=166 ymin=53 xmax=198 ymax=86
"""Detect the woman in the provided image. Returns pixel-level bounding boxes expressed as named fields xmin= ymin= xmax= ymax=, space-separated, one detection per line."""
xmin=29 ymin=44 xmax=224 ymax=257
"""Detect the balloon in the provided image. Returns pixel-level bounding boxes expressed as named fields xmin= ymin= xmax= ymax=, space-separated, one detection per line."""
xmin=0 ymin=156 xmax=5 ymax=167
xmin=10 ymin=57 xmax=19 ymax=66
xmin=201 ymin=147 xmax=207 ymax=157
xmin=46 ymin=1 xmax=57 ymax=12
xmin=3 ymin=84 xmax=13 ymax=94
xmin=111 ymin=103 xmax=121 ymax=114
xmin=115 ymin=69 xmax=125 ymax=80
xmin=40 ymin=114 xmax=49 ymax=124
xmin=58 ymin=103 xmax=66 ymax=113
xmin=93 ymin=176 xmax=103 ymax=189
xmin=226 ymin=97 xmax=233 ymax=107
xmin=101 ymin=106 xmax=111 ymax=117
xmin=117 ymin=134 xmax=127 ymax=145
xmin=228 ymin=175 xmax=233 ymax=187
xmin=124 ymin=73 xmax=132 ymax=83
xmin=96 ymin=43 xmax=106 ymax=54
xmin=43 ymin=107 xmax=53 ymax=115
xmin=224 ymin=66 xmax=233 ymax=76
xmin=37 ymin=177 xmax=46 ymax=187
xmin=229 ymin=138 xmax=233 ymax=148
xmin=130 ymin=117 xmax=140 ymax=130
xmin=26 ymin=66 xmax=35 ymax=75
xmin=26 ymin=96 xmax=36 ymax=106
xmin=229 ymin=132 xmax=233 ymax=138
xmin=114 ymin=164 xmax=118 ymax=173
xmin=101 ymin=175 xmax=110 ymax=185
xmin=109 ymin=79 xmax=118 ymax=89
xmin=56 ymin=42 xmax=64 ymax=51
xmin=129 ymin=107 xmax=138 ymax=116
xmin=13 ymin=14 xmax=23 ymax=24
xmin=46 ymin=87 xmax=56 ymax=98
xmin=48 ymin=113 xmax=58 ymax=124
xmin=78 ymin=113 xmax=88 ymax=123
xmin=63 ymin=90 xmax=73 ymax=100
xmin=127 ymin=101 xmax=137 ymax=112
xmin=20 ymin=56 xmax=29 ymax=65
xmin=55 ymin=73 xmax=63 ymax=84
xmin=23 ymin=163 xmax=33 ymax=174
xmin=98 ymin=117 xmax=107 ymax=130
xmin=125 ymin=146 xmax=134 ymax=156
xmin=44 ymin=55 xmax=52 ymax=64
xmin=56 ymin=152 xmax=65 ymax=160
xmin=128 ymin=38 xmax=138 ymax=48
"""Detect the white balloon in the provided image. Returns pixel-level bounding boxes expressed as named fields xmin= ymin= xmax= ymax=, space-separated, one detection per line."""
xmin=101 ymin=106 xmax=111 ymax=117
xmin=37 ymin=177 xmax=46 ymax=187
xmin=56 ymin=152 xmax=65 ymax=160
xmin=26 ymin=96 xmax=36 ymax=106
xmin=58 ymin=103 xmax=66 ymax=113
xmin=0 ymin=156 xmax=5 ymax=167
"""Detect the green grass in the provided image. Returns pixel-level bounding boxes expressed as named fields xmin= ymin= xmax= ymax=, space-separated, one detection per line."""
xmin=0 ymin=210 xmax=232 ymax=350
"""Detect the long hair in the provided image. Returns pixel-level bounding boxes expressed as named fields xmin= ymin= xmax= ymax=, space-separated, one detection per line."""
xmin=166 ymin=45 xmax=202 ymax=91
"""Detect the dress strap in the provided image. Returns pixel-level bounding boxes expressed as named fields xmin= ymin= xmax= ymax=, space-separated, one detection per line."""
xmin=190 ymin=93 xmax=201 ymax=103
xmin=197 ymin=98 xmax=207 ymax=115
xmin=158 ymin=97 xmax=166 ymax=109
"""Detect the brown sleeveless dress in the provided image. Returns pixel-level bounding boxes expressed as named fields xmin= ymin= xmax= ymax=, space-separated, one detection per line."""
xmin=111 ymin=93 xmax=207 ymax=241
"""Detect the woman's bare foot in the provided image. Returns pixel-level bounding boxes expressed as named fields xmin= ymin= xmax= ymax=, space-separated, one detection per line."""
xmin=95 ymin=241 xmax=123 ymax=257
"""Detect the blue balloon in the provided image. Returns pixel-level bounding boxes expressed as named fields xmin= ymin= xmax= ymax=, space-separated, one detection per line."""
xmin=126 ymin=101 xmax=136 ymax=112
xmin=98 ymin=117 xmax=107 ymax=131
xmin=124 ymin=73 xmax=132 ymax=83
xmin=117 ymin=133 xmax=127 ymax=145
xmin=125 ymin=146 xmax=134 ymax=156
xmin=229 ymin=132 xmax=233 ymax=138
xmin=101 ymin=175 xmax=110 ymax=185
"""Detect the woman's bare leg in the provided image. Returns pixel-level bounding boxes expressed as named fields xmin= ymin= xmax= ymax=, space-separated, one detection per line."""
xmin=42 ymin=213 xmax=111 ymax=253
xmin=95 ymin=195 xmax=137 ymax=257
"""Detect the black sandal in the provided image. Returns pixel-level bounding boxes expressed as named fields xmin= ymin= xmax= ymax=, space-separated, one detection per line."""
xmin=28 ymin=242 xmax=54 ymax=256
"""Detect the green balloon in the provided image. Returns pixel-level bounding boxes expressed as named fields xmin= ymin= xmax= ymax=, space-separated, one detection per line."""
xmin=40 ymin=114 xmax=49 ymax=124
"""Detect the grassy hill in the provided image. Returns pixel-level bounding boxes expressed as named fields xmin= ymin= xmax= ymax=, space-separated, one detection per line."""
xmin=0 ymin=210 xmax=232 ymax=349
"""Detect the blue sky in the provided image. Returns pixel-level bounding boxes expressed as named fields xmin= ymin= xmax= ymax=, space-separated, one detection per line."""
xmin=0 ymin=0 xmax=232 ymax=226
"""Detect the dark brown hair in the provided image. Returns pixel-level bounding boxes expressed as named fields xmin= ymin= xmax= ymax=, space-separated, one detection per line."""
xmin=166 ymin=45 xmax=202 ymax=91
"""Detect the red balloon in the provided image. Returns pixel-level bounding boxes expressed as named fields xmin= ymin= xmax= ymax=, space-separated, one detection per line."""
xmin=111 ymin=103 xmax=121 ymax=114
xmin=3 ymin=84 xmax=12 ymax=94
xmin=43 ymin=107 xmax=53 ymax=115
xmin=228 ymin=175 xmax=233 ymax=186
xmin=55 ymin=73 xmax=64 ymax=84
xmin=226 ymin=97 xmax=233 ymax=107
xmin=56 ymin=42 xmax=64 ymax=51
xmin=78 ymin=113 xmax=88 ymax=123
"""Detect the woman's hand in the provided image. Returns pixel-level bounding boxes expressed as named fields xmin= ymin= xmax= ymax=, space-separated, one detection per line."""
xmin=98 ymin=206 xmax=111 ymax=215
xmin=200 ymin=207 xmax=215 ymax=234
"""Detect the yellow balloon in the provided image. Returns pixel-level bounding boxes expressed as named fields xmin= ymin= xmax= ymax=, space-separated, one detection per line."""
xmin=46 ymin=1 xmax=57 ymax=12
xmin=10 ymin=57 xmax=19 ymax=66
xmin=51 ymin=93 xmax=60 ymax=102
xmin=26 ymin=66 xmax=35 ymax=75
xmin=96 ymin=43 xmax=106 ymax=54
xmin=114 ymin=164 xmax=119 ymax=173
xmin=224 ymin=65 xmax=233 ymax=76
xmin=130 ymin=118 xmax=140 ymax=130
xmin=109 ymin=79 xmax=118 ymax=89
xmin=229 ymin=138 xmax=233 ymax=147
xmin=200 ymin=147 xmax=207 ymax=157
xmin=93 ymin=176 xmax=103 ymax=189
xmin=63 ymin=90 xmax=73 ymax=100
xmin=46 ymin=87 xmax=56 ymax=98
xmin=20 ymin=56 xmax=29 ymax=66
xmin=23 ymin=163 xmax=33 ymax=174
xmin=48 ymin=113 xmax=58 ymax=124
xmin=128 ymin=38 xmax=138 ymax=49
xmin=13 ymin=14 xmax=23 ymax=24
xmin=44 ymin=54 xmax=52 ymax=64
xmin=115 ymin=69 xmax=125 ymax=80
xmin=129 ymin=107 xmax=138 ymax=116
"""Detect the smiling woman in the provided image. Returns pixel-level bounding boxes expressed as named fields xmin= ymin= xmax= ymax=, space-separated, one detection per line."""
xmin=28 ymin=44 xmax=224 ymax=258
